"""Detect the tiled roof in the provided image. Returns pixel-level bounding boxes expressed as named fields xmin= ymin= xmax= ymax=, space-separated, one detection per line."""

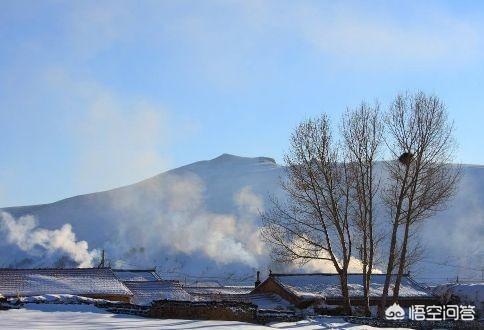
xmin=271 ymin=273 xmax=433 ymax=300
xmin=0 ymin=268 xmax=132 ymax=297
xmin=183 ymin=285 xmax=293 ymax=310
xmin=112 ymin=269 xmax=160 ymax=281
xmin=195 ymin=292 xmax=292 ymax=310
xmin=246 ymin=293 xmax=293 ymax=310
xmin=123 ymin=280 xmax=192 ymax=306
xmin=184 ymin=285 xmax=253 ymax=296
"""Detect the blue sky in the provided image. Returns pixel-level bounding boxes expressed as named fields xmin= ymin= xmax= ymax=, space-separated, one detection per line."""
xmin=1 ymin=0 xmax=484 ymax=206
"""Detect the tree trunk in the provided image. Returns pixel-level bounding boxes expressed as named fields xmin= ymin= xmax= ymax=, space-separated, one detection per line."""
xmin=392 ymin=218 xmax=410 ymax=302
xmin=378 ymin=163 xmax=411 ymax=319
xmin=362 ymin=232 xmax=371 ymax=316
xmin=378 ymin=219 xmax=399 ymax=318
xmin=339 ymin=272 xmax=352 ymax=315
xmin=366 ymin=200 xmax=374 ymax=317
xmin=363 ymin=271 xmax=370 ymax=316
xmin=393 ymin=165 xmax=419 ymax=302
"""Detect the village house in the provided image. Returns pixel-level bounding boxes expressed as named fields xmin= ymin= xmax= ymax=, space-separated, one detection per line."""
xmin=124 ymin=280 xmax=192 ymax=305
xmin=0 ymin=268 xmax=132 ymax=302
xmin=252 ymin=272 xmax=439 ymax=309
xmin=112 ymin=268 xmax=161 ymax=282
xmin=184 ymin=283 xmax=294 ymax=312
xmin=183 ymin=284 xmax=254 ymax=300
xmin=112 ymin=268 xmax=192 ymax=306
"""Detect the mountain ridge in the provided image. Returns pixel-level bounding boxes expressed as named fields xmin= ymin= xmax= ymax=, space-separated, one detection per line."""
xmin=0 ymin=154 xmax=482 ymax=283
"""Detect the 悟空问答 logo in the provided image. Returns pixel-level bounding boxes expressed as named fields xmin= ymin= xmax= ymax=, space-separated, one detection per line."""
xmin=385 ymin=303 xmax=405 ymax=320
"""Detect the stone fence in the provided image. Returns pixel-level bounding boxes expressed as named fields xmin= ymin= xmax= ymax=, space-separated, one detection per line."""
xmin=148 ymin=300 xmax=258 ymax=323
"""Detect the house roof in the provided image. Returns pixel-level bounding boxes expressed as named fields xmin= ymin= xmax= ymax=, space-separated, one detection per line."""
xmin=270 ymin=273 xmax=433 ymax=300
xmin=123 ymin=280 xmax=192 ymax=306
xmin=246 ymin=293 xmax=293 ymax=310
xmin=112 ymin=269 xmax=160 ymax=282
xmin=184 ymin=285 xmax=254 ymax=296
xmin=192 ymin=291 xmax=292 ymax=310
xmin=183 ymin=285 xmax=292 ymax=311
xmin=0 ymin=268 xmax=132 ymax=297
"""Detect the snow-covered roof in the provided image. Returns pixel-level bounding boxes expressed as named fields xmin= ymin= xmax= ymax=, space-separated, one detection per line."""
xmin=0 ymin=268 xmax=132 ymax=298
xmin=184 ymin=285 xmax=253 ymax=296
xmin=271 ymin=273 xmax=433 ymax=300
xmin=245 ymin=293 xmax=293 ymax=310
xmin=112 ymin=269 xmax=160 ymax=281
xmin=123 ymin=280 xmax=192 ymax=306
xmin=9 ymin=293 xmax=122 ymax=305
xmin=183 ymin=288 xmax=293 ymax=311
xmin=183 ymin=284 xmax=293 ymax=310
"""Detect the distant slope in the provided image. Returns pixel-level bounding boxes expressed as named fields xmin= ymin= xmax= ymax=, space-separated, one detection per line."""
xmin=1 ymin=154 xmax=483 ymax=283
xmin=3 ymin=154 xmax=282 ymax=245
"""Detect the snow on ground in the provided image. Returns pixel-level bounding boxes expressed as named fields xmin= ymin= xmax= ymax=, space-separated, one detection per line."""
xmin=0 ymin=304 xmax=410 ymax=329
xmin=270 ymin=317 xmax=410 ymax=330
xmin=0 ymin=304 xmax=267 ymax=330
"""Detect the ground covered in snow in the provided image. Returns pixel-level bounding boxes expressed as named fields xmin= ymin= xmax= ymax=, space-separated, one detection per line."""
xmin=0 ymin=304 xmax=409 ymax=329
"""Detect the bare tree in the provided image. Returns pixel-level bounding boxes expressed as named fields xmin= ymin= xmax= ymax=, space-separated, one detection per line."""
xmin=378 ymin=92 xmax=460 ymax=317
xmin=261 ymin=115 xmax=354 ymax=315
xmin=341 ymin=102 xmax=383 ymax=316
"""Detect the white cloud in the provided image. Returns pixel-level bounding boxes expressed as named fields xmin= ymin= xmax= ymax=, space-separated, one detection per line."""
xmin=291 ymin=2 xmax=479 ymax=66
xmin=52 ymin=1 xmax=484 ymax=85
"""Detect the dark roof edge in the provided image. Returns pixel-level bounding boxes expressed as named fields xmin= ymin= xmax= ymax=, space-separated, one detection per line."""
xmin=0 ymin=267 xmax=112 ymax=271
xmin=112 ymin=269 xmax=157 ymax=272
xmin=183 ymin=285 xmax=253 ymax=289
xmin=123 ymin=280 xmax=180 ymax=284
xmin=270 ymin=272 xmax=409 ymax=277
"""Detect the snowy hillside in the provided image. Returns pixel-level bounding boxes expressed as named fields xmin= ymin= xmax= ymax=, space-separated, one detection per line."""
xmin=1 ymin=154 xmax=482 ymax=283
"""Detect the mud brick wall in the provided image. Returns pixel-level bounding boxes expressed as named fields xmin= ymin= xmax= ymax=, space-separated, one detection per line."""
xmin=147 ymin=300 xmax=257 ymax=323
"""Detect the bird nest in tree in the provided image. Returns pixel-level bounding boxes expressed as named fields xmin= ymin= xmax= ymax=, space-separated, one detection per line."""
xmin=398 ymin=152 xmax=414 ymax=166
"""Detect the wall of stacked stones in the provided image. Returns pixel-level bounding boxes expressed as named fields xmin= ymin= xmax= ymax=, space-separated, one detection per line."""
xmin=147 ymin=300 xmax=258 ymax=323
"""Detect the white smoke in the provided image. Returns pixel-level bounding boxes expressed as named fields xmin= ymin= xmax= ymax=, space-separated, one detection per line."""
xmin=108 ymin=174 xmax=266 ymax=269
xmin=301 ymin=254 xmax=382 ymax=274
xmin=235 ymin=186 xmax=264 ymax=214
xmin=287 ymin=237 xmax=382 ymax=274
xmin=0 ymin=212 xmax=99 ymax=268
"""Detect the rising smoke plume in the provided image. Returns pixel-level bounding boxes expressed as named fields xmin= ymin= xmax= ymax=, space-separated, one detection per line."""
xmin=0 ymin=211 xmax=99 ymax=267
xmin=105 ymin=173 xmax=267 ymax=270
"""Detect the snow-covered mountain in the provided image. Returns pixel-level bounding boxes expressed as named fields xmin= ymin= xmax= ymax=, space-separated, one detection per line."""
xmin=1 ymin=154 xmax=482 ymax=283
